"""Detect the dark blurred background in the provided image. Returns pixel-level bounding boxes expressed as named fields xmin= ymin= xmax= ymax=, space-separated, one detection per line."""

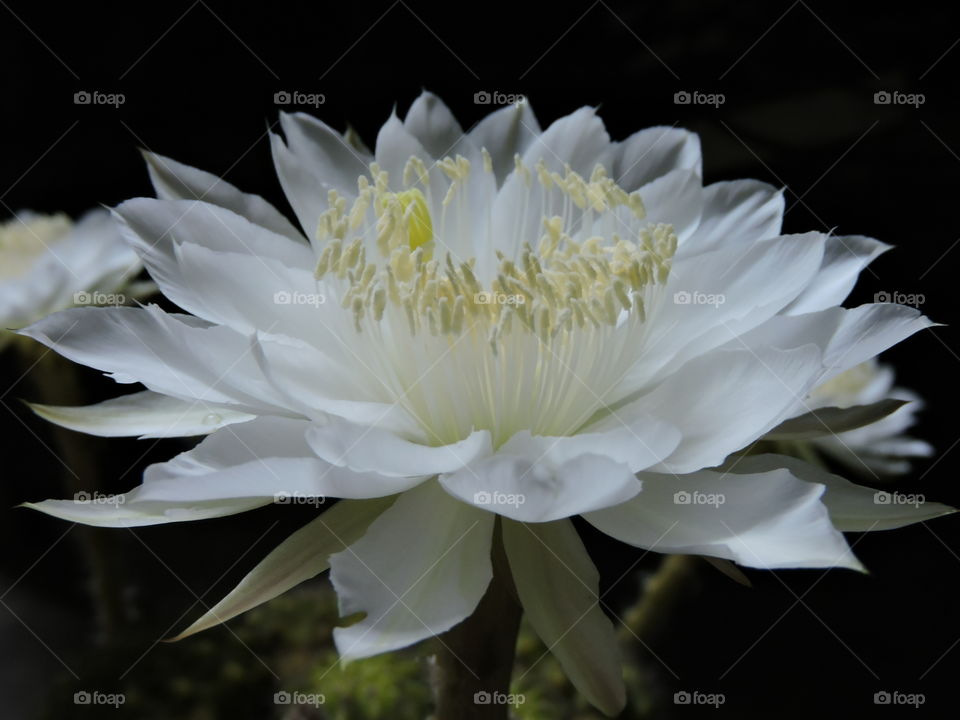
xmin=2 ymin=0 xmax=959 ymax=717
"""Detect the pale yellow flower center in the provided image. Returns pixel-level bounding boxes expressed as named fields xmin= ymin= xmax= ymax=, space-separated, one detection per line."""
xmin=0 ymin=214 xmax=72 ymax=280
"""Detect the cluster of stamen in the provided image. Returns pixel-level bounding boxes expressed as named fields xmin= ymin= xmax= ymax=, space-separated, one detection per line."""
xmin=312 ymin=153 xmax=676 ymax=352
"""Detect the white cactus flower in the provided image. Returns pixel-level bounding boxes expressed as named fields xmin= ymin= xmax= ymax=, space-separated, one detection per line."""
xmin=1 ymin=209 xmax=142 ymax=349
xmin=802 ymin=360 xmax=932 ymax=475
xmin=19 ymin=93 xmax=952 ymax=715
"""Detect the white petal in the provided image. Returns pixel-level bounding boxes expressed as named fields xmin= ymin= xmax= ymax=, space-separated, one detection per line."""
xmin=250 ymin=334 xmax=420 ymax=435
xmin=142 ymin=151 xmax=303 ymax=241
xmin=680 ymin=180 xmax=784 ymax=257
xmin=112 ymin=198 xmax=314 ymax=328
xmin=23 ymin=417 xmax=417 ymax=527
xmin=640 ymin=345 xmax=824 ymax=474
xmin=611 ymin=126 xmax=701 ymax=191
xmin=170 ymin=497 xmax=393 ymax=640
xmin=637 ymin=169 xmax=703 ymax=244
xmin=139 ymin=417 xmax=422 ymax=501
xmin=502 ymin=518 xmax=625 ymax=716
xmin=305 ymin=416 xmax=492 ymax=477
xmin=639 ymin=232 xmax=826 ymax=382
xmin=727 ymin=454 xmax=955 ymax=531
xmin=468 ymin=100 xmax=541 ymax=183
xmin=585 ymin=467 xmax=863 ymax=570
xmin=403 ymin=91 xmax=468 ymax=159
xmin=278 ymin=111 xmax=371 ymax=192
xmin=521 ymin=107 xmax=610 ymax=176
xmin=736 ymin=303 xmax=935 ymax=382
xmin=786 ymin=235 xmax=890 ymax=314
xmin=28 ymin=390 xmax=255 ymax=438
xmin=329 ymin=481 xmax=494 ymax=659
xmin=19 ymin=305 xmax=290 ymax=413
xmin=766 ymin=398 xmax=908 ymax=440
xmin=270 ymin=129 xmax=335 ymax=239
xmin=375 ymin=112 xmax=433 ymax=180
xmin=440 ymin=452 xmax=641 ymax=522
xmin=502 ymin=410 xmax=681 ymax=472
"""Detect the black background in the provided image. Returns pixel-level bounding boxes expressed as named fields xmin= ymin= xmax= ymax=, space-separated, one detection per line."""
xmin=2 ymin=1 xmax=959 ymax=717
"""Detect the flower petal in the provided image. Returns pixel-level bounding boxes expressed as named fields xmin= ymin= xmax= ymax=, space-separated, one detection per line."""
xmin=23 ymin=417 xmax=419 ymax=527
xmin=765 ymin=398 xmax=909 ymax=440
xmin=680 ymin=179 xmax=784 ymax=257
xmin=19 ymin=305 xmax=289 ymax=413
xmin=468 ymin=100 xmax=541 ymax=183
xmin=736 ymin=303 xmax=935 ymax=383
xmin=786 ymin=235 xmax=890 ymax=315
xmin=329 ymin=481 xmax=494 ymax=659
xmin=637 ymin=345 xmax=824 ymax=474
xmin=27 ymin=390 xmax=255 ymax=438
xmin=440 ymin=452 xmax=641 ymax=522
xmin=610 ymin=126 xmax=701 ymax=191
xmin=502 ymin=518 xmax=625 ymax=716
xmin=727 ymin=454 xmax=955 ymax=531
xmin=305 ymin=416 xmax=492 ymax=477
xmin=112 ymin=198 xmax=314 ymax=329
xmin=585 ymin=467 xmax=863 ymax=570
xmin=169 ymin=497 xmax=393 ymax=640
xmin=142 ymin=151 xmax=303 ymax=241
xmin=403 ymin=91 xmax=468 ymax=159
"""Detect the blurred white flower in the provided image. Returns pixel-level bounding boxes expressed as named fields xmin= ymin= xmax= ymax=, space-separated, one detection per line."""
xmin=0 ymin=209 xmax=143 ymax=349
xmin=19 ymin=93 xmax=952 ymax=715
xmin=805 ymin=360 xmax=932 ymax=475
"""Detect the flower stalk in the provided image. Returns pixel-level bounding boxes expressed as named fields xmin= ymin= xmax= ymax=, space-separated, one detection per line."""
xmin=432 ymin=520 xmax=521 ymax=720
